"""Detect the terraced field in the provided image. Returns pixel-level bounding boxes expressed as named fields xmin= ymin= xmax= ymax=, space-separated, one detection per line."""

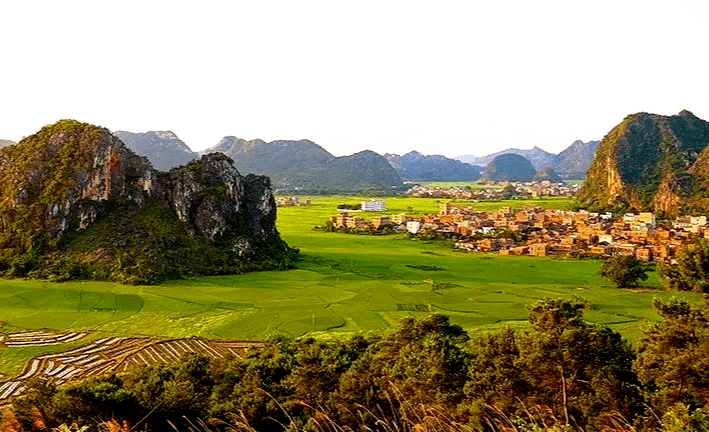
xmin=0 ymin=330 xmax=87 ymax=347
xmin=0 ymin=331 xmax=261 ymax=403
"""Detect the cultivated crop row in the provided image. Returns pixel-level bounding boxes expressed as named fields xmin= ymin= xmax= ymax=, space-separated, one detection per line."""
xmin=0 ymin=332 xmax=263 ymax=404
xmin=0 ymin=330 xmax=87 ymax=347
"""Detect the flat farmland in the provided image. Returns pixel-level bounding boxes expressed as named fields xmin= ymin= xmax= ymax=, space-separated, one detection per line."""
xmin=0 ymin=195 xmax=702 ymax=376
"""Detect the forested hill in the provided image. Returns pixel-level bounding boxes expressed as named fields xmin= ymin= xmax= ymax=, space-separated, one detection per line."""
xmin=479 ymin=153 xmax=537 ymax=181
xmin=384 ymin=150 xmax=483 ymax=181
xmin=578 ymin=110 xmax=709 ymax=214
xmin=0 ymin=120 xmax=297 ymax=284
xmin=469 ymin=146 xmax=559 ymax=170
xmin=457 ymin=140 xmax=599 ymax=179
xmin=204 ymin=136 xmax=404 ymax=193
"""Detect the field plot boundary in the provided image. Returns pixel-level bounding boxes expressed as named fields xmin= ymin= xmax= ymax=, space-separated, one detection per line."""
xmin=0 ymin=332 xmax=263 ymax=404
xmin=0 ymin=330 xmax=88 ymax=347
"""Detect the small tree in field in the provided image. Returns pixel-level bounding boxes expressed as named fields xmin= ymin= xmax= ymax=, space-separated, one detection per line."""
xmin=598 ymin=255 xmax=649 ymax=288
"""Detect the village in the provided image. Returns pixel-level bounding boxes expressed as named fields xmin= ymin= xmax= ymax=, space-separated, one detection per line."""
xmin=407 ymin=180 xmax=581 ymax=199
xmin=276 ymin=196 xmax=312 ymax=206
xmin=329 ymin=200 xmax=709 ymax=263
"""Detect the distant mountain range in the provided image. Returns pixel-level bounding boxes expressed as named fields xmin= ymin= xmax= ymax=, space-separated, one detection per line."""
xmin=204 ymin=137 xmax=404 ymax=193
xmin=556 ymin=140 xmax=602 ymax=179
xmin=0 ymin=139 xmax=15 ymax=148
xmin=112 ymin=131 xmax=197 ymax=171
xmin=110 ymin=131 xmax=402 ymax=193
xmin=384 ymin=151 xmax=483 ymax=181
xmin=106 ymin=128 xmax=600 ymax=192
xmin=456 ymin=140 xmax=599 ymax=179
xmin=460 ymin=146 xmax=559 ymax=171
xmin=385 ymin=140 xmax=598 ymax=182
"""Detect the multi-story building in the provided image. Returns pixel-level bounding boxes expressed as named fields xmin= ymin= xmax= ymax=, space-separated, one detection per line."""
xmin=361 ymin=200 xmax=386 ymax=212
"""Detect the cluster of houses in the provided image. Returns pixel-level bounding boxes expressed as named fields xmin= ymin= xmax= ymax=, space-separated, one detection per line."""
xmin=407 ymin=181 xmax=581 ymax=199
xmin=330 ymin=202 xmax=709 ymax=263
xmin=276 ymin=196 xmax=312 ymax=207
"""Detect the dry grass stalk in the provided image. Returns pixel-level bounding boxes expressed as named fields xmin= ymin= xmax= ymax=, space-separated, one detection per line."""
xmin=0 ymin=407 xmax=20 ymax=432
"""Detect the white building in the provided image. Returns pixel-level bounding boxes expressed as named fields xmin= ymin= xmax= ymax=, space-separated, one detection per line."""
xmin=691 ymin=216 xmax=707 ymax=226
xmin=361 ymin=199 xmax=386 ymax=212
xmin=598 ymin=234 xmax=614 ymax=245
xmin=407 ymin=221 xmax=422 ymax=234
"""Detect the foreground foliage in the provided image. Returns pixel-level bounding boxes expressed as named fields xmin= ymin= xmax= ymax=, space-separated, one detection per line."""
xmin=659 ymin=238 xmax=709 ymax=293
xmin=8 ymin=298 xmax=709 ymax=432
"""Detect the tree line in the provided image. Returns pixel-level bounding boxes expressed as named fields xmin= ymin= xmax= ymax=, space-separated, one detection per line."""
xmin=3 ymin=296 xmax=709 ymax=432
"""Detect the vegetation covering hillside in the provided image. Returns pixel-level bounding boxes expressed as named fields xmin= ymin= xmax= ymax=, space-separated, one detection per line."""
xmin=578 ymin=110 xmax=709 ymax=214
xmin=205 ymin=137 xmax=404 ymax=193
xmin=532 ymin=165 xmax=562 ymax=181
xmin=480 ymin=153 xmax=536 ymax=181
xmin=0 ymin=120 xmax=297 ymax=284
xmin=468 ymin=145 xmax=559 ymax=170
xmin=385 ymin=150 xmax=482 ymax=181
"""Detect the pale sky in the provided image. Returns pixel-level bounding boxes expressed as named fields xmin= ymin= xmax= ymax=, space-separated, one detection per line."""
xmin=2 ymin=1 xmax=707 ymax=158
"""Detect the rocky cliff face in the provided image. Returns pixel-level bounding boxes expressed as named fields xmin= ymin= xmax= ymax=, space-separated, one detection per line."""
xmin=578 ymin=111 xmax=709 ymax=214
xmin=163 ymin=154 xmax=277 ymax=243
xmin=0 ymin=120 xmax=294 ymax=283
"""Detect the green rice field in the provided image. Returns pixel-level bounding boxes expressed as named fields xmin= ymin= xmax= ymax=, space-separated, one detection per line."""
xmin=0 ymin=195 xmax=702 ymax=375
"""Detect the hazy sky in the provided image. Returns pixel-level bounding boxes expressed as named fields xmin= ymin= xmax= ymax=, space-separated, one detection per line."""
xmin=2 ymin=1 xmax=707 ymax=157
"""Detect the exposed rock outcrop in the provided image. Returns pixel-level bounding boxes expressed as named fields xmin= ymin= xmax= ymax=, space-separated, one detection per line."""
xmin=578 ymin=110 xmax=709 ymax=214
xmin=0 ymin=120 xmax=295 ymax=283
